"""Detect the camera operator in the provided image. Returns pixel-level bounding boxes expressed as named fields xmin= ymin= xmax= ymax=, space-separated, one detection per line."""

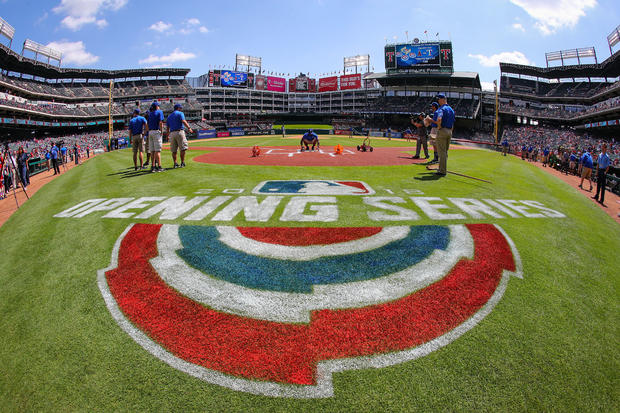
xmin=411 ymin=113 xmax=429 ymax=159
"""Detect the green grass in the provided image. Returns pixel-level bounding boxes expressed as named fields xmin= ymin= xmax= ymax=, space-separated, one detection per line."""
xmin=0 ymin=140 xmax=618 ymax=412
xmin=273 ymin=124 xmax=333 ymax=130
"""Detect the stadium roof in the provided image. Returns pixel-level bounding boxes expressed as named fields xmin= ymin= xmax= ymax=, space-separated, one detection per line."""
xmin=500 ymin=49 xmax=620 ymax=79
xmin=0 ymin=43 xmax=190 ymax=80
xmin=366 ymin=71 xmax=481 ymax=90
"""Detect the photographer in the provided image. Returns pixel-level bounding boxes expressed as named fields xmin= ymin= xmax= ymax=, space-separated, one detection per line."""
xmin=411 ymin=113 xmax=429 ymax=159
xmin=16 ymin=146 xmax=30 ymax=188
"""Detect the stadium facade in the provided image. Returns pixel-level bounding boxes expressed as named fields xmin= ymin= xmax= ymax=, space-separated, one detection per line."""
xmin=0 ymin=22 xmax=619 ymax=141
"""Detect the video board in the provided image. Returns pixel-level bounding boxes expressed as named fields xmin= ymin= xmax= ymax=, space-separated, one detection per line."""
xmin=384 ymin=41 xmax=453 ymax=73
xmin=221 ymin=70 xmax=248 ymax=87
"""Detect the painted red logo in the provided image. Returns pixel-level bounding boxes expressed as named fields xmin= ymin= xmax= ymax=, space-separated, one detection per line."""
xmin=98 ymin=223 xmax=521 ymax=398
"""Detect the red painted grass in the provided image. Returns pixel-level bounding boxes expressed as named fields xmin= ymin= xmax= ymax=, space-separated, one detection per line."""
xmin=106 ymin=223 xmax=514 ymax=386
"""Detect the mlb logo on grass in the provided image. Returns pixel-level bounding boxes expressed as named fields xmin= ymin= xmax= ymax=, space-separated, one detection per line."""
xmin=252 ymin=180 xmax=375 ymax=195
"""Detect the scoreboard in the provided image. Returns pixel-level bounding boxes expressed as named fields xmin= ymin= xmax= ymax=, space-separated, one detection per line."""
xmin=384 ymin=41 xmax=453 ymax=73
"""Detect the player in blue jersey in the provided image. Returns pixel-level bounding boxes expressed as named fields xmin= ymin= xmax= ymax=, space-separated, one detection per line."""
xmin=579 ymin=148 xmax=594 ymax=191
xmin=300 ymin=129 xmax=319 ymax=151
xmin=129 ymin=109 xmax=147 ymax=170
xmin=427 ymin=94 xmax=455 ymax=176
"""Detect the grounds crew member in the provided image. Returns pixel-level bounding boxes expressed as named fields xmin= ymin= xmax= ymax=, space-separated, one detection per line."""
xmin=129 ymin=109 xmax=147 ymax=171
xmin=300 ymin=129 xmax=319 ymax=151
xmin=426 ymin=94 xmax=455 ymax=176
xmin=166 ymin=103 xmax=194 ymax=168
xmin=147 ymin=101 xmax=165 ymax=173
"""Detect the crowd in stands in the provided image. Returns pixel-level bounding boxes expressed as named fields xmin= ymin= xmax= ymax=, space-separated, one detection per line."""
xmin=502 ymin=125 xmax=620 ymax=168
xmin=0 ymin=131 xmax=113 ymax=200
xmin=365 ymin=96 xmax=478 ymax=118
xmin=501 ymin=94 xmax=620 ymax=120
xmin=0 ymin=74 xmax=192 ymax=101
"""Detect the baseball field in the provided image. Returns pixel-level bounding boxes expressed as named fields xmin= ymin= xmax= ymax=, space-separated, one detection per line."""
xmin=0 ymin=135 xmax=618 ymax=412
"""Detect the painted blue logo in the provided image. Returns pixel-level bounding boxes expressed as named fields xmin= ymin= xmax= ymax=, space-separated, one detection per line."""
xmin=252 ymin=180 xmax=374 ymax=195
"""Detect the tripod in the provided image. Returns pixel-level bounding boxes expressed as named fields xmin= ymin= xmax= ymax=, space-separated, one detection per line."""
xmin=1 ymin=145 xmax=30 ymax=210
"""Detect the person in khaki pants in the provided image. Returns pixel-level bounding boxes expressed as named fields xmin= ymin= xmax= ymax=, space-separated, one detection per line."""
xmin=427 ymin=94 xmax=455 ymax=176
xmin=166 ymin=103 xmax=194 ymax=168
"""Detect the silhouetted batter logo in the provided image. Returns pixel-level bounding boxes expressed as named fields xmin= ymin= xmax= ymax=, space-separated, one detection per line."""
xmin=98 ymin=223 xmax=521 ymax=398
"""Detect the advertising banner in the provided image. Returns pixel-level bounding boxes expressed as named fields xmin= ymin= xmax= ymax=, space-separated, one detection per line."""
xmin=228 ymin=127 xmax=244 ymax=137
xmin=217 ymin=131 xmax=230 ymax=137
xmin=255 ymin=75 xmax=266 ymax=90
xmin=3 ymin=117 xmax=13 ymax=123
xmin=266 ymin=76 xmax=286 ymax=92
xmin=198 ymin=129 xmax=217 ymax=139
xmin=319 ymin=76 xmax=338 ymax=92
xmin=608 ymin=119 xmax=618 ymax=125
xmin=221 ymin=71 xmax=248 ymax=88
xmin=288 ymin=78 xmax=296 ymax=92
xmin=340 ymin=74 xmax=362 ymax=90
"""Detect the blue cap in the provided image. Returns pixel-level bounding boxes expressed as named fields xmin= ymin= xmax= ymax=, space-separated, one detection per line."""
xmin=431 ymin=102 xmax=439 ymax=108
xmin=174 ymin=103 xmax=182 ymax=110
xmin=151 ymin=100 xmax=159 ymax=106
xmin=133 ymin=109 xmax=140 ymax=114
xmin=436 ymin=93 xmax=446 ymax=99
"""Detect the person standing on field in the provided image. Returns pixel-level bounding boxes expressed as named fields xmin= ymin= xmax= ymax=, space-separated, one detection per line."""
xmin=166 ymin=103 xmax=193 ymax=168
xmin=147 ymin=101 xmax=165 ymax=172
xmin=427 ymin=94 xmax=455 ymax=176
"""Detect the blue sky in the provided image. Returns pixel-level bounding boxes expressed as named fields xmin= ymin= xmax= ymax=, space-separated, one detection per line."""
xmin=0 ymin=0 xmax=619 ymax=89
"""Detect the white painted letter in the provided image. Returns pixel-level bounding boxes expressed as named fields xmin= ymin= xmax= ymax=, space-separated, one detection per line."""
xmin=364 ymin=197 xmax=420 ymax=221
xmin=280 ymin=196 xmax=338 ymax=222
xmin=212 ymin=196 xmax=283 ymax=222
xmin=410 ymin=197 xmax=466 ymax=220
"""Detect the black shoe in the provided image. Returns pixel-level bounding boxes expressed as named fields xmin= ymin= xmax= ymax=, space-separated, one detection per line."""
xmin=424 ymin=155 xmax=430 ymax=159
xmin=591 ymin=196 xmax=598 ymax=200
xmin=158 ymin=167 xmax=165 ymax=172
xmin=180 ymin=162 xmax=186 ymax=167
xmin=412 ymin=155 xmax=420 ymax=159
xmin=173 ymin=163 xmax=180 ymax=168
xmin=428 ymin=160 xmax=439 ymax=165
xmin=434 ymin=172 xmax=446 ymax=176
xmin=151 ymin=167 xmax=156 ymax=173
xmin=134 ymin=166 xmax=138 ymax=171
xmin=143 ymin=162 xmax=149 ymax=167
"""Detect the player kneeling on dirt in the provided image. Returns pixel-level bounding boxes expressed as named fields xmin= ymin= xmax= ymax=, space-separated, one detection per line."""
xmin=300 ymin=129 xmax=319 ymax=151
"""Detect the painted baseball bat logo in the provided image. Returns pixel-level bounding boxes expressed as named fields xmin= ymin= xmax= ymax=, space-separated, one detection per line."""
xmin=99 ymin=223 xmax=521 ymax=398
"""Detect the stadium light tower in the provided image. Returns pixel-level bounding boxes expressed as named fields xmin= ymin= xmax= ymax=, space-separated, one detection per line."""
xmin=0 ymin=16 xmax=15 ymax=48
xmin=607 ymin=25 xmax=620 ymax=55
xmin=22 ymin=39 xmax=62 ymax=66
xmin=235 ymin=54 xmax=262 ymax=74
xmin=344 ymin=54 xmax=370 ymax=74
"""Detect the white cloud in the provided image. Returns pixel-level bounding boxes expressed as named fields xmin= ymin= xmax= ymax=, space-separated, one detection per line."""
xmin=149 ymin=21 xmax=172 ymax=32
xmin=179 ymin=28 xmax=192 ymax=35
xmin=509 ymin=0 xmax=597 ymax=35
xmin=199 ymin=26 xmax=209 ymax=34
xmin=468 ymin=51 xmax=533 ymax=67
xmin=45 ymin=40 xmax=99 ymax=66
xmin=138 ymin=48 xmax=196 ymax=65
xmin=53 ymin=0 xmax=128 ymax=31
xmin=512 ymin=23 xmax=525 ymax=32
xmin=186 ymin=18 xmax=200 ymax=26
